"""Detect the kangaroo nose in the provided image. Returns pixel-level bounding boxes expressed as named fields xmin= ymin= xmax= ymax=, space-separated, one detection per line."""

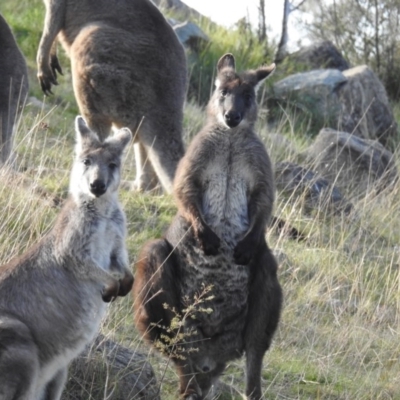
xmin=224 ymin=111 xmax=242 ymax=128
xmin=90 ymin=180 xmax=106 ymax=197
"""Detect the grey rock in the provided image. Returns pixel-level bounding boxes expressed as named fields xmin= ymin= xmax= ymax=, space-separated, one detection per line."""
xmin=272 ymin=69 xmax=346 ymax=123
xmin=290 ymin=40 xmax=350 ymax=71
xmin=337 ymin=65 xmax=398 ymax=147
xmin=271 ymin=65 xmax=398 ymax=146
xmin=173 ymin=21 xmax=209 ymax=51
xmin=307 ymin=128 xmax=398 ymax=195
xmin=275 ymin=161 xmax=353 ymax=214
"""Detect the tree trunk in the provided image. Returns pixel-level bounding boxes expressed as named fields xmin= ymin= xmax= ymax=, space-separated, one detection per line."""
xmin=275 ymin=0 xmax=290 ymax=63
xmin=258 ymin=0 xmax=267 ymax=42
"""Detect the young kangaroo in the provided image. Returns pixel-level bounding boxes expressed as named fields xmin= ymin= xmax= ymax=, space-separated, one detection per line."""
xmin=0 ymin=117 xmax=133 ymax=400
xmin=0 ymin=13 xmax=29 ymax=165
xmin=133 ymin=54 xmax=282 ymax=400
xmin=36 ymin=0 xmax=187 ymax=193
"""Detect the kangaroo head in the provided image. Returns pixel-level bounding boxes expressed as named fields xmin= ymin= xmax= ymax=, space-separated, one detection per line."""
xmin=208 ymin=53 xmax=275 ymax=129
xmin=70 ymin=116 xmax=132 ymax=201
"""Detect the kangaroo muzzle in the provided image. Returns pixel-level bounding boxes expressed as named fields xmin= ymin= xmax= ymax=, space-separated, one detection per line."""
xmin=224 ymin=110 xmax=242 ymax=128
xmin=89 ymin=179 xmax=107 ymax=197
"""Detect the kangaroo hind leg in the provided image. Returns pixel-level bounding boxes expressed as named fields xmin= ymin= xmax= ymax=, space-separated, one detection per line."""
xmin=132 ymin=142 xmax=159 ymax=192
xmin=43 ymin=368 xmax=68 ymax=400
xmin=133 ymin=239 xmax=201 ymax=398
xmin=0 ymin=316 xmax=40 ymax=400
xmin=244 ymin=244 xmax=282 ymax=400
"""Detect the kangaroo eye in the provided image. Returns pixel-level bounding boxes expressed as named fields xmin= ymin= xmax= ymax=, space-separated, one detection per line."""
xmin=109 ymin=162 xmax=118 ymax=169
xmin=244 ymin=93 xmax=252 ymax=102
xmin=220 ymin=89 xmax=228 ymax=97
xmin=82 ymin=158 xmax=91 ymax=166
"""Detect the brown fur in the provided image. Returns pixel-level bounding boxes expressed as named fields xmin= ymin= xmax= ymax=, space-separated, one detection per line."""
xmin=37 ymin=0 xmax=187 ymax=193
xmin=133 ymin=54 xmax=282 ymax=399
xmin=0 ymin=13 xmax=29 ymax=165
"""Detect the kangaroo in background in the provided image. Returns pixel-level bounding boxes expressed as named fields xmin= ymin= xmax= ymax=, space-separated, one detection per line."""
xmin=37 ymin=0 xmax=187 ymax=193
xmin=133 ymin=54 xmax=282 ymax=400
xmin=0 ymin=116 xmax=133 ymax=400
xmin=0 ymin=13 xmax=28 ymax=165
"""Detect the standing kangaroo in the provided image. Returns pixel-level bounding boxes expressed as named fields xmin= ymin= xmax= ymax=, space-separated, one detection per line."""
xmin=36 ymin=0 xmax=187 ymax=193
xmin=0 ymin=116 xmax=133 ymax=400
xmin=0 ymin=13 xmax=29 ymax=165
xmin=133 ymin=54 xmax=282 ymax=400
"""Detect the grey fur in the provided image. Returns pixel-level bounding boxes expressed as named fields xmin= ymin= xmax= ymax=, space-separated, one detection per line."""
xmin=134 ymin=54 xmax=282 ymax=399
xmin=0 ymin=117 xmax=133 ymax=400
xmin=36 ymin=0 xmax=187 ymax=193
xmin=0 ymin=13 xmax=29 ymax=165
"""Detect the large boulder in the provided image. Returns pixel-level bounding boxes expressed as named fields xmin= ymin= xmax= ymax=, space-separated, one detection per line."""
xmin=271 ymin=66 xmax=398 ymax=146
xmin=64 ymin=335 xmax=160 ymax=400
xmin=337 ymin=65 xmax=398 ymax=146
xmin=271 ymin=69 xmax=347 ymax=131
xmin=290 ymin=40 xmax=350 ymax=71
xmin=306 ymin=128 xmax=398 ymax=196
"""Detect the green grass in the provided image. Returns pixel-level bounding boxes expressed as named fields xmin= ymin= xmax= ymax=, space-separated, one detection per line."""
xmin=2 ymin=3 xmax=400 ymax=399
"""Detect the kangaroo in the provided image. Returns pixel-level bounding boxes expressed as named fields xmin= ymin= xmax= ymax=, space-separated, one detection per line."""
xmin=36 ymin=0 xmax=187 ymax=193
xmin=0 ymin=13 xmax=29 ymax=165
xmin=133 ymin=54 xmax=282 ymax=400
xmin=0 ymin=116 xmax=133 ymax=400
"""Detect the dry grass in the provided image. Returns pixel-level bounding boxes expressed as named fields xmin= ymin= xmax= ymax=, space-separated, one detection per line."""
xmin=1 ymin=98 xmax=400 ymax=399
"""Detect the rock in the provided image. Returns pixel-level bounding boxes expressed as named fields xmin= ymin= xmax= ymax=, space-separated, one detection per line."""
xmin=152 ymin=0 xmax=204 ymax=19
xmin=272 ymin=69 xmax=347 ymax=128
xmin=337 ymin=65 xmax=398 ymax=147
xmin=290 ymin=40 xmax=350 ymax=71
xmin=64 ymin=335 xmax=160 ymax=400
xmin=306 ymin=128 xmax=398 ymax=195
xmin=275 ymin=161 xmax=353 ymax=214
xmin=271 ymin=66 xmax=398 ymax=146
xmin=172 ymin=21 xmax=209 ymax=51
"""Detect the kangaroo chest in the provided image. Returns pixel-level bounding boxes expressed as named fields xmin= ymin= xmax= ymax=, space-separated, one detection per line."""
xmin=201 ymin=136 xmax=253 ymax=249
xmin=75 ymin=205 xmax=124 ymax=272
xmin=89 ymin=218 xmax=119 ymax=269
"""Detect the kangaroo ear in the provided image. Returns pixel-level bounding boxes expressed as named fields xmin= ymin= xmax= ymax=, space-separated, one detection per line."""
xmin=215 ymin=53 xmax=236 ymax=88
xmin=254 ymin=63 xmax=276 ymax=93
xmin=112 ymin=127 xmax=132 ymax=150
xmin=217 ymin=53 xmax=236 ymax=73
xmin=75 ymin=116 xmax=99 ymax=151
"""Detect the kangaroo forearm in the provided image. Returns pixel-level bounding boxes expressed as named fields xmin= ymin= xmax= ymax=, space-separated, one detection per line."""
xmin=111 ymin=242 xmax=129 ymax=270
xmin=183 ymin=202 xmax=210 ymax=234
xmin=176 ymin=187 xmax=205 ymax=230
xmin=243 ymin=194 xmax=271 ymax=243
xmin=243 ymin=215 xmax=266 ymax=244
